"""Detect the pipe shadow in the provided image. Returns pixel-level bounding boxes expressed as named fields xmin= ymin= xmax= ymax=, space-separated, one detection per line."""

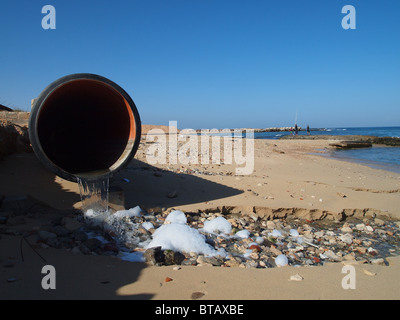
xmin=0 ymin=153 xmax=152 ymax=300
xmin=112 ymin=158 xmax=244 ymax=211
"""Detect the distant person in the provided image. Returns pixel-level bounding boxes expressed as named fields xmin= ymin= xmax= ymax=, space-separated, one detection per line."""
xmin=307 ymin=125 xmax=310 ymax=135
xmin=294 ymin=124 xmax=298 ymax=136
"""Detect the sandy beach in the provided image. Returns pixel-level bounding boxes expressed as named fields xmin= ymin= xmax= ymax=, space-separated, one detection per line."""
xmin=1 ymin=133 xmax=400 ymax=300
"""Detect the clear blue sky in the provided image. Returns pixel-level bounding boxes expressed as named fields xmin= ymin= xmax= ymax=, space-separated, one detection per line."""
xmin=0 ymin=0 xmax=399 ymax=129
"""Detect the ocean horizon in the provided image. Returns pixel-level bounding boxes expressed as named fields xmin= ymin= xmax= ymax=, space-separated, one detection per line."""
xmin=254 ymin=126 xmax=400 ymax=140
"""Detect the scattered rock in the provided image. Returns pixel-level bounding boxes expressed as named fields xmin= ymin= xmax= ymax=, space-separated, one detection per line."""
xmin=166 ymin=190 xmax=178 ymax=199
xmin=6 ymin=216 xmax=25 ymax=226
xmin=51 ymin=225 xmax=69 ymax=237
xmin=38 ymin=230 xmax=57 ymax=241
xmin=289 ymin=274 xmax=304 ymax=281
xmin=1 ymin=195 xmax=37 ymax=215
xmin=191 ymin=292 xmax=205 ymax=300
xmin=164 ymin=250 xmax=185 ymax=265
xmin=144 ymin=246 xmax=165 ymax=265
xmin=83 ymin=238 xmax=102 ymax=251
xmin=275 ymin=254 xmax=288 ymax=267
xmin=15 ymin=203 xmax=400 ymax=270
xmin=73 ymin=230 xmax=88 ymax=242
xmin=371 ymin=258 xmax=385 ymax=265
xmin=374 ymin=218 xmax=385 ymax=226
xmin=341 ymin=223 xmax=353 ymax=233
xmin=363 ymin=269 xmax=377 ymax=276
xmin=0 ymin=216 xmax=8 ymax=224
xmin=63 ymin=217 xmax=83 ymax=232
xmin=2 ymin=260 xmax=15 ymax=268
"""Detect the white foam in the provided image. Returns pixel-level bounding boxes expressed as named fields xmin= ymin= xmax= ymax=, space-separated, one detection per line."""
xmin=141 ymin=222 xmax=154 ymax=231
xmin=235 ymin=229 xmax=250 ymax=239
xmin=119 ymin=251 xmax=146 ymax=262
xmin=146 ymin=223 xmax=225 ymax=257
xmin=113 ymin=206 xmax=142 ymax=218
xmin=203 ymin=216 xmax=232 ymax=235
xmin=165 ymin=210 xmax=187 ymax=224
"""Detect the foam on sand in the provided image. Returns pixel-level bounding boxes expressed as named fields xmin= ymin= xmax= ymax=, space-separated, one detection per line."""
xmin=203 ymin=216 xmax=232 ymax=235
xmin=146 ymin=223 xmax=226 ymax=256
xmin=146 ymin=211 xmax=226 ymax=257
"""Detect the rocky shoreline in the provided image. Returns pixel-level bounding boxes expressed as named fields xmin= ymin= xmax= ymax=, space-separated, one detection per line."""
xmin=279 ymin=134 xmax=400 ymax=146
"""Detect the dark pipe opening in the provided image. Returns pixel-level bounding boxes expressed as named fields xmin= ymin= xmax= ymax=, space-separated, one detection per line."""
xmin=29 ymin=74 xmax=141 ymax=182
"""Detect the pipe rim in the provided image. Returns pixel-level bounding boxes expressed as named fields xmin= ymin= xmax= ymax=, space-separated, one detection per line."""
xmin=29 ymin=73 xmax=141 ymax=182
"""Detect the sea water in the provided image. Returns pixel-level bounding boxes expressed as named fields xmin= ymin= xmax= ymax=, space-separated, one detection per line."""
xmin=255 ymin=126 xmax=400 ymax=172
xmin=254 ymin=126 xmax=400 ymax=140
xmin=327 ymin=146 xmax=400 ymax=173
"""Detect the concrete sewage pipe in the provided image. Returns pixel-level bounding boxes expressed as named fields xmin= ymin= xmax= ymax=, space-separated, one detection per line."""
xmin=29 ymin=73 xmax=141 ymax=182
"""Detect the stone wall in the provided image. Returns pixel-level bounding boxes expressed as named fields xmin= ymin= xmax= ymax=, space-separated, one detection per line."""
xmin=0 ymin=111 xmax=30 ymax=127
xmin=0 ymin=120 xmax=31 ymax=160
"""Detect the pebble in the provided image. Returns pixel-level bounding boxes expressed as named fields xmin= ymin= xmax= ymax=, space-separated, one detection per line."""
xmin=191 ymin=292 xmax=205 ymax=300
xmin=38 ymin=230 xmax=57 ymax=241
xmin=289 ymin=274 xmax=304 ymax=281
xmin=166 ymin=190 xmax=178 ymax=199
xmin=275 ymin=254 xmax=288 ymax=267
xmin=363 ymin=269 xmax=377 ymax=276
xmin=63 ymin=217 xmax=83 ymax=232
xmin=371 ymin=258 xmax=385 ymax=265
